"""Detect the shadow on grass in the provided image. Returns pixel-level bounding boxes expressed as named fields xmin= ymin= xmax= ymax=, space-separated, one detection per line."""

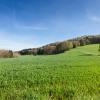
xmin=49 ymin=89 xmax=75 ymax=100
xmin=80 ymin=53 xmax=100 ymax=56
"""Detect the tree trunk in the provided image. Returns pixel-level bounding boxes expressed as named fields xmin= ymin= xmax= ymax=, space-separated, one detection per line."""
xmin=99 ymin=44 xmax=100 ymax=52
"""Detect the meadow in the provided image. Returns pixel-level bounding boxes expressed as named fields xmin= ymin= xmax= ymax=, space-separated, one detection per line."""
xmin=0 ymin=44 xmax=100 ymax=100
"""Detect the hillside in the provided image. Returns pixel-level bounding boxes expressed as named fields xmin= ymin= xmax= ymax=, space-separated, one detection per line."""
xmin=0 ymin=44 xmax=100 ymax=100
xmin=18 ymin=35 xmax=100 ymax=55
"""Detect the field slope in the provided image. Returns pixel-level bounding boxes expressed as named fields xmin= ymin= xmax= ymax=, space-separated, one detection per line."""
xmin=0 ymin=44 xmax=100 ymax=100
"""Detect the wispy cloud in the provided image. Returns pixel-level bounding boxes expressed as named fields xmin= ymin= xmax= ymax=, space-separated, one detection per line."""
xmin=0 ymin=39 xmax=39 ymax=51
xmin=0 ymin=32 xmax=39 ymax=51
xmin=21 ymin=26 xmax=48 ymax=30
xmin=13 ymin=22 xmax=48 ymax=31
xmin=89 ymin=16 xmax=100 ymax=22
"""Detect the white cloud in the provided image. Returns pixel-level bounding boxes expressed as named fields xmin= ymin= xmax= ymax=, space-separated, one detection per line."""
xmin=21 ymin=26 xmax=48 ymax=30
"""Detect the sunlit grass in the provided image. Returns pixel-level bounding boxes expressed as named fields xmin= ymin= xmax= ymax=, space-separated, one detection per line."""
xmin=0 ymin=44 xmax=100 ymax=100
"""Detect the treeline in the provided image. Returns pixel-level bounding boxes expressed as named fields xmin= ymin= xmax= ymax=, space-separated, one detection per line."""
xmin=19 ymin=35 xmax=100 ymax=55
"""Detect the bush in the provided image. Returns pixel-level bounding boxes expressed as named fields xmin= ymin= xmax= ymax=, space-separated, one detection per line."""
xmin=79 ymin=38 xmax=86 ymax=46
xmin=37 ymin=48 xmax=44 ymax=55
xmin=56 ymin=41 xmax=73 ymax=53
xmin=43 ymin=46 xmax=57 ymax=55
xmin=13 ymin=52 xmax=20 ymax=57
xmin=72 ymin=41 xmax=80 ymax=48
xmin=0 ymin=50 xmax=13 ymax=58
xmin=31 ymin=48 xmax=38 ymax=55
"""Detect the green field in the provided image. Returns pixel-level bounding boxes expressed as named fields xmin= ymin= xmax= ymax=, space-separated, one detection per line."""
xmin=0 ymin=44 xmax=100 ymax=100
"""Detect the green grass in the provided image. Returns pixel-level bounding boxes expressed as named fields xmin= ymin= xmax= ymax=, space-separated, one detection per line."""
xmin=0 ymin=44 xmax=100 ymax=100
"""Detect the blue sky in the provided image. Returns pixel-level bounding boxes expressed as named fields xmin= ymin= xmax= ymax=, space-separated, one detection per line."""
xmin=0 ymin=0 xmax=100 ymax=50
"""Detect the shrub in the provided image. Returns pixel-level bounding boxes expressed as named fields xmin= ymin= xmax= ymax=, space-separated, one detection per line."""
xmin=43 ymin=46 xmax=57 ymax=55
xmin=31 ymin=48 xmax=38 ymax=55
xmin=56 ymin=41 xmax=73 ymax=53
xmin=79 ymin=38 xmax=86 ymax=46
xmin=37 ymin=48 xmax=44 ymax=55
xmin=72 ymin=41 xmax=80 ymax=48
xmin=13 ymin=52 xmax=20 ymax=57
xmin=0 ymin=50 xmax=13 ymax=58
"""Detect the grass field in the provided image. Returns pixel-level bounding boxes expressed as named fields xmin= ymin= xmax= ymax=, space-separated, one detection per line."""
xmin=0 ymin=44 xmax=100 ymax=100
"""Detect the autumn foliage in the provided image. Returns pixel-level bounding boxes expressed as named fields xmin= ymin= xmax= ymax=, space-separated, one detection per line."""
xmin=19 ymin=35 xmax=100 ymax=55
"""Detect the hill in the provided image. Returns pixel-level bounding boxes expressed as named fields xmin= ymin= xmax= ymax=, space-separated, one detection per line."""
xmin=18 ymin=35 xmax=100 ymax=55
xmin=0 ymin=44 xmax=100 ymax=99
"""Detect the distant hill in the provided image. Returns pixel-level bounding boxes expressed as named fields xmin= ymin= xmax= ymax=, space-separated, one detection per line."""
xmin=18 ymin=35 xmax=100 ymax=55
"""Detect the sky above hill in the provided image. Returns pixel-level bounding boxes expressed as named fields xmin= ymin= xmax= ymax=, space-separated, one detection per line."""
xmin=0 ymin=0 xmax=100 ymax=50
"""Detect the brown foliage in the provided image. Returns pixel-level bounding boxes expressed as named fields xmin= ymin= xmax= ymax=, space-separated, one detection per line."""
xmin=13 ymin=51 xmax=20 ymax=57
xmin=19 ymin=35 xmax=100 ymax=55
xmin=31 ymin=48 xmax=38 ymax=55
xmin=0 ymin=50 xmax=13 ymax=58
xmin=56 ymin=41 xmax=73 ymax=53
xmin=72 ymin=41 xmax=80 ymax=48
xmin=43 ymin=46 xmax=57 ymax=54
